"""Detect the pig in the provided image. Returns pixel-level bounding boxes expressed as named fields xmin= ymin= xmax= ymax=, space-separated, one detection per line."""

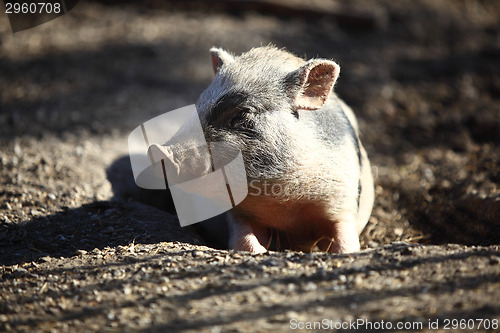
xmin=151 ymin=46 xmax=374 ymax=254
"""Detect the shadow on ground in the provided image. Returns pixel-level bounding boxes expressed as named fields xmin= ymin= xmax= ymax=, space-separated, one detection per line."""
xmin=0 ymin=41 xmax=208 ymax=141
xmin=0 ymin=199 xmax=202 ymax=266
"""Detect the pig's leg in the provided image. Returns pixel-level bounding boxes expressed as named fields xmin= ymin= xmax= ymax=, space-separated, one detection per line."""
xmin=316 ymin=146 xmax=372 ymax=254
xmin=317 ymin=213 xmax=361 ymax=253
xmin=227 ymin=214 xmax=268 ymax=254
xmin=357 ymin=145 xmax=375 ymax=234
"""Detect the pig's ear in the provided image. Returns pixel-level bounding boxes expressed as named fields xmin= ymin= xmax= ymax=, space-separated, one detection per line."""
xmin=210 ymin=47 xmax=234 ymax=74
xmin=288 ymin=59 xmax=340 ymax=110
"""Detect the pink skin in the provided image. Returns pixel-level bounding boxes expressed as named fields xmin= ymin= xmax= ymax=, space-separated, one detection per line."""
xmin=226 ymin=141 xmax=374 ymax=254
xmin=228 ymin=197 xmax=362 ymax=254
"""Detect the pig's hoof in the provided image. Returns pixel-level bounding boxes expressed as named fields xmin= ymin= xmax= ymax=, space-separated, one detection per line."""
xmin=318 ymin=237 xmax=360 ymax=254
xmin=232 ymin=235 xmax=268 ymax=254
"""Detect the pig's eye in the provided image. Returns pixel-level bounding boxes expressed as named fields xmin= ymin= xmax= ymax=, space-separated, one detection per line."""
xmin=227 ymin=108 xmax=251 ymax=128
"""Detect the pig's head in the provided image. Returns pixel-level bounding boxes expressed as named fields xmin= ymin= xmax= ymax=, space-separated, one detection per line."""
xmin=195 ymin=46 xmax=340 ymax=181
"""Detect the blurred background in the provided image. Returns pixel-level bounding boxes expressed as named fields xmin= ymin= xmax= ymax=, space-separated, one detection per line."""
xmin=1 ymin=0 xmax=499 ymax=252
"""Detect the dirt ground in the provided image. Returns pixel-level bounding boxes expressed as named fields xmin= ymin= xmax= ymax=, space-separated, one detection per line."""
xmin=1 ymin=0 xmax=499 ymax=331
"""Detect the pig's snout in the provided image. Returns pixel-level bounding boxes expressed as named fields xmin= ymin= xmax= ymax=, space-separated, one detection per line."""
xmin=147 ymin=143 xmax=213 ymax=185
xmin=148 ymin=143 xmax=181 ymax=177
